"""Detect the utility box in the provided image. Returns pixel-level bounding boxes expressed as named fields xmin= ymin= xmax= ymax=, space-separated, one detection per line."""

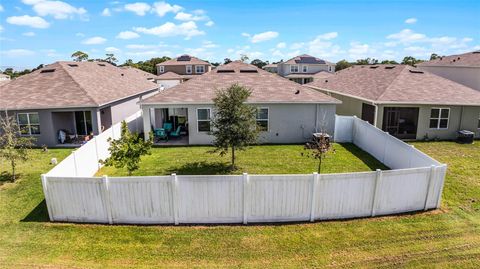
xmin=457 ymin=130 xmax=474 ymax=144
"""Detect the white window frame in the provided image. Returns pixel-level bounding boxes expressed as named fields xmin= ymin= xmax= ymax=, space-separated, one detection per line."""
xmin=429 ymin=107 xmax=450 ymax=130
xmin=195 ymin=65 xmax=205 ymax=74
xmin=186 ymin=65 xmax=193 ymax=74
xmin=196 ymin=108 xmax=211 ymax=133
xmin=159 ymin=65 xmax=165 ymax=73
xmin=290 ymin=65 xmax=299 ymax=73
xmin=17 ymin=112 xmax=40 ymax=136
xmin=256 ymin=107 xmax=269 ymax=132
xmin=302 ymin=65 xmax=308 ymax=73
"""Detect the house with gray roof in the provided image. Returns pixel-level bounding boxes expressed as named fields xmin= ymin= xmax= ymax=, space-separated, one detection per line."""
xmin=307 ymin=64 xmax=480 ymax=140
xmin=156 ymin=54 xmax=212 ymax=89
xmin=417 ymin=50 xmax=480 ymax=92
xmin=0 ymin=61 xmax=159 ymax=146
xmin=141 ymin=61 xmax=340 ymax=145
xmin=276 ymin=54 xmax=336 ymax=84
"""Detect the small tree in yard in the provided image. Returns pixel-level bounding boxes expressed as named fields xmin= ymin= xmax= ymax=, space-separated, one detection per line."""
xmin=210 ymin=84 xmax=259 ymax=170
xmin=100 ymin=121 xmax=153 ymax=176
xmin=0 ymin=113 xmax=35 ymax=181
xmin=302 ymin=134 xmax=334 ymax=174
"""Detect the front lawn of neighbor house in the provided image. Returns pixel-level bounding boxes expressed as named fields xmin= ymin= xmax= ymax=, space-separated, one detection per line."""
xmin=0 ymin=142 xmax=479 ymax=268
xmin=96 ymin=143 xmax=388 ymax=176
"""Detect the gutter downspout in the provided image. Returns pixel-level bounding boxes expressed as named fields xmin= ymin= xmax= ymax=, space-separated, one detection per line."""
xmin=458 ymin=106 xmax=464 ymax=131
xmin=315 ymin=104 xmax=318 ymax=132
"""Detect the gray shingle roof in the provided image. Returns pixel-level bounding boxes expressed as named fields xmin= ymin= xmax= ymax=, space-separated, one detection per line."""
xmin=417 ymin=51 xmax=480 ymax=67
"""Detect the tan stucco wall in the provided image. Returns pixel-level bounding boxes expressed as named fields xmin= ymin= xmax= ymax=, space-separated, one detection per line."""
xmin=418 ymin=66 xmax=480 ymax=92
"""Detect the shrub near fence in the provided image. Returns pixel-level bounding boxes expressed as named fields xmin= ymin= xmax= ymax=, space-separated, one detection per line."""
xmin=41 ymin=115 xmax=447 ymax=224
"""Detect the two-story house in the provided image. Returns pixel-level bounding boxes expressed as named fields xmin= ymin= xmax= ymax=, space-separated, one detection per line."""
xmin=277 ymin=54 xmax=336 ymax=84
xmin=156 ymin=55 xmax=212 ymax=89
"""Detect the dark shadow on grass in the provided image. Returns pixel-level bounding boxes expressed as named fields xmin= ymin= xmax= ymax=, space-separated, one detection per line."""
xmin=0 ymin=171 xmax=23 ymax=186
xmin=167 ymin=161 xmax=234 ymax=175
xmin=338 ymin=143 xmax=390 ymax=170
xmin=21 ymin=199 xmax=50 ymax=222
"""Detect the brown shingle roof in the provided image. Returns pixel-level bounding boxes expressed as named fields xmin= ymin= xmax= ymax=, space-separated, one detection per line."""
xmin=120 ymin=66 xmax=160 ymax=80
xmin=307 ymin=64 xmax=480 ymax=106
xmin=417 ymin=51 xmax=480 ymax=67
xmin=156 ymin=55 xmax=211 ymax=66
xmin=157 ymin=71 xmax=189 ymax=80
xmin=283 ymin=54 xmax=334 ymax=65
xmin=0 ymin=61 xmax=158 ymax=110
xmin=142 ymin=61 xmax=340 ymax=105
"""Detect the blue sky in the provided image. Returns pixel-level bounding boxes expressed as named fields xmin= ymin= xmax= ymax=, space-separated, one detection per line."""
xmin=0 ymin=0 xmax=479 ymax=69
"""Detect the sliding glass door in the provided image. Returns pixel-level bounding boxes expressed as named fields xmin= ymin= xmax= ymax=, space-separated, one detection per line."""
xmin=74 ymin=111 xmax=93 ymax=135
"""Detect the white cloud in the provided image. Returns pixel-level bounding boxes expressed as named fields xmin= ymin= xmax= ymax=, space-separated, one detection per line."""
xmin=134 ymin=21 xmax=204 ymax=39
xmin=124 ymin=2 xmax=151 ymax=16
xmin=22 ymin=31 xmax=36 ymax=36
xmin=42 ymin=48 xmax=61 ymax=57
xmin=22 ymin=0 xmax=87 ymax=20
xmin=102 ymin=8 xmax=111 ymax=16
xmin=174 ymin=10 xmax=208 ymax=21
xmin=316 ymin=32 xmax=338 ymax=40
xmin=152 ymin=1 xmax=182 ymax=16
xmin=0 ymin=4 xmax=4 ymax=12
xmin=307 ymin=32 xmax=343 ymax=58
xmin=0 ymin=25 xmax=3 ymax=32
xmin=248 ymin=31 xmax=279 ymax=43
xmin=348 ymin=42 xmax=375 ymax=59
xmin=75 ymin=32 xmax=85 ymax=37
xmin=0 ymin=49 xmax=35 ymax=57
xmin=82 ymin=36 xmax=107 ymax=45
xmin=405 ymin=18 xmax=417 ymax=24
xmin=276 ymin=42 xmax=286 ymax=49
xmin=126 ymin=50 xmax=173 ymax=57
xmin=105 ymin=46 xmax=120 ymax=53
xmin=202 ymin=40 xmax=218 ymax=48
xmin=290 ymin=42 xmax=304 ymax=50
xmin=125 ymin=43 xmax=168 ymax=50
xmin=205 ymin=20 xmax=214 ymax=27
xmin=116 ymin=31 xmax=140 ymax=39
xmin=387 ymin=29 xmax=426 ymax=44
xmin=6 ymin=15 xmax=50 ymax=29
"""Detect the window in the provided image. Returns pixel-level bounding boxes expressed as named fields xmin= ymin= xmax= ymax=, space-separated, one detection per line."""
xmin=302 ymin=65 xmax=308 ymax=73
xmin=195 ymin=65 xmax=205 ymax=73
xmin=290 ymin=65 xmax=299 ymax=73
xmin=197 ymin=108 xmax=211 ymax=132
xmin=159 ymin=66 xmax=165 ymax=73
xmin=429 ymin=108 xmax=449 ymax=129
xmin=329 ymin=66 xmax=332 ymax=72
xmin=17 ymin=112 xmax=40 ymax=135
xmin=256 ymin=108 xmax=269 ymax=131
xmin=75 ymin=111 xmax=93 ymax=135
xmin=186 ymin=65 xmax=192 ymax=74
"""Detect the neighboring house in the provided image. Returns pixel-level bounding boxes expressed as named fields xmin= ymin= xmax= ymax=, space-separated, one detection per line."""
xmin=417 ymin=50 xmax=480 ymax=92
xmin=120 ymin=66 xmax=160 ymax=84
xmin=141 ymin=61 xmax=340 ymax=145
xmin=277 ymin=54 xmax=336 ymax=84
xmin=156 ymin=55 xmax=212 ymax=89
xmin=307 ymin=64 xmax=480 ymax=140
xmin=0 ymin=73 xmax=11 ymax=81
xmin=262 ymin=63 xmax=278 ymax=73
xmin=0 ymin=61 xmax=159 ymax=146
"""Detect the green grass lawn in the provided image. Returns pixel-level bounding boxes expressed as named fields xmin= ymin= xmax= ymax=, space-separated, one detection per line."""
xmin=97 ymin=143 xmax=388 ymax=176
xmin=1 ymin=142 xmax=479 ymax=268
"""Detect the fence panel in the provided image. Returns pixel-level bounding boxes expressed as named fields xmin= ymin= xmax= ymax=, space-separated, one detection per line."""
xmin=108 ymin=176 xmax=173 ymax=224
xmin=177 ymin=175 xmax=243 ymax=223
xmin=45 ymin=177 xmax=108 ymax=223
xmin=374 ymin=167 xmax=431 ymax=215
xmin=248 ymin=175 xmax=312 ymax=222
xmin=71 ymin=140 xmax=99 ymax=177
xmin=334 ymin=115 xmax=354 ymax=142
xmin=45 ymin=154 xmax=76 ymax=177
xmin=315 ymin=172 xmax=376 ymax=220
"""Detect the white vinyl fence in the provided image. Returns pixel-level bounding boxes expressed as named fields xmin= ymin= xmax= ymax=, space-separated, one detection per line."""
xmin=41 ymin=115 xmax=447 ymax=224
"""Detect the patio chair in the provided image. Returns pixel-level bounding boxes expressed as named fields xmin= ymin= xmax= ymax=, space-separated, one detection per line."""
xmin=163 ymin=122 xmax=173 ymax=133
xmin=169 ymin=126 xmax=182 ymax=138
xmin=154 ymin=128 xmax=168 ymax=141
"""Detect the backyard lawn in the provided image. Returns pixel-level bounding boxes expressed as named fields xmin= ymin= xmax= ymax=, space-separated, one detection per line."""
xmin=0 ymin=142 xmax=479 ymax=268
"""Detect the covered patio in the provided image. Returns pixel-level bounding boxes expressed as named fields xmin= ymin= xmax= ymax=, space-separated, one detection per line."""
xmin=145 ymin=107 xmax=190 ymax=145
xmin=52 ymin=110 xmax=95 ymax=146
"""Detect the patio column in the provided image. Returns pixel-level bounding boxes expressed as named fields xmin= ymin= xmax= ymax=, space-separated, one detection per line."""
xmin=142 ymin=106 xmax=151 ymax=140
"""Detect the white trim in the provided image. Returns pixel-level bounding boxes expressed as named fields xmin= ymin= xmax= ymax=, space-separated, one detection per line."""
xmin=17 ymin=112 xmax=40 ymax=136
xmin=195 ymin=65 xmax=205 ymax=74
xmin=159 ymin=65 xmax=165 ymax=73
xmin=429 ymin=107 xmax=450 ymax=130
xmin=196 ymin=107 xmax=211 ymax=133
xmin=256 ymin=107 xmax=269 ymax=132
xmin=186 ymin=65 xmax=192 ymax=74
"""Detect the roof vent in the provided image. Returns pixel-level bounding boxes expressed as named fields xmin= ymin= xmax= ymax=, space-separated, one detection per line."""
xmin=473 ymin=51 xmax=480 ymax=54
xmin=295 ymin=90 xmax=300 ymax=95
xmin=217 ymin=69 xmax=235 ymax=73
xmin=68 ymin=64 xmax=78 ymax=67
xmin=409 ymin=70 xmax=424 ymax=74
xmin=121 ymin=73 xmax=124 ymax=76
xmin=385 ymin=66 xmax=396 ymax=69
xmin=325 ymin=79 xmax=328 ymax=83
xmin=40 ymin=69 xmax=55 ymax=73
xmin=239 ymin=69 xmax=258 ymax=73
xmin=98 ymin=63 xmax=106 ymax=66
xmin=369 ymin=66 xmax=379 ymax=69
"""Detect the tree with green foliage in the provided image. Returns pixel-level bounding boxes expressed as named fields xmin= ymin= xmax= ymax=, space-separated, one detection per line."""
xmin=380 ymin=60 xmax=399 ymax=64
xmin=240 ymin=54 xmax=249 ymax=63
xmin=250 ymin=59 xmax=269 ymax=69
xmin=402 ymin=56 xmax=424 ymax=66
xmin=430 ymin=53 xmax=440 ymax=60
xmin=0 ymin=113 xmax=36 ymax=181
xmin=100 ymin=121 xmax=153 ymax=176
xmin=335 ymin=59 xmax=352 ymax=71
xmin=71 ymin=51 xmax=89 ymax=62
xmin=210 ymin=84 xmax=259 ymax=169
xmin=105 ymin=53 xmax=118 ymax=64
xmin=223 ymin=58 xmax=232 ymax=65
xmin=356 ymin=58 xmax=378 ymax=65
xmin=119 ymin=56 xmax=171 ymax=74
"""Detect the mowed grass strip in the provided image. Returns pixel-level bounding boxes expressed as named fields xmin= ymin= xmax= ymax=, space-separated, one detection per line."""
xmin=0 ymin=142 xmax=479 ymax=268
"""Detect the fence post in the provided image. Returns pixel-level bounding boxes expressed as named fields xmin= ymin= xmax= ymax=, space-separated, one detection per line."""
xmin=94 ymin=137 xmax=101 ymax=170
xmin=243 ymin=173 xmax=249 ymax=225
xmin=72 ymin=150 xmax=78 ymax=176
xmin=310 ymin=172 xmax=319 ymax=222
xmin=423 ymin=165 xmax=436 ymax=210
xmin=171 ymin=173 xmax=179 ymax=225
xmin=436 ymin=164 xmax=448 ymax=209
xmin=41 ymin=174 xmax=54 ymax=221
xmin=371 ymin=169 xmax=382 ymax=217
xmin=102 ymin=175 xmax=113 ymax=224
xmin=352 ymin=116 xmax=357 ymax=143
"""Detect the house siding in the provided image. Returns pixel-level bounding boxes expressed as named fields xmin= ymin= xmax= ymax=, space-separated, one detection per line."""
xmin=277 ymin=64 xmax=335 ymax=76
xmin=156 ymin=64 xmax=211 ymax=76
xmin=418 ymin=66 xmax=480 ymax=92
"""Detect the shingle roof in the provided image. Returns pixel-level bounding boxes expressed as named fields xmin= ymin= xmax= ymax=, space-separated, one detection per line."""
xmin=0 ymin=61 xmax=159 ymax=110
xmin=156 ymin=55 xmax=211 ymax=66
xmin=157 ymin=71 xmax=189 ymax=80
xmin=307 ymin=64 xmax=480 ymax=106
xmin=283 ymin=54 xmax=334 ymax=65
xmin=142 ymin=61 xmax=340 ymax=105
xmin=417 ymin=51 xmax=480 ymax=67
xmin=120 ymin=66 xmax=159 ymax=80
xmin=262 ymin=63 xmax=278 ymax=68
